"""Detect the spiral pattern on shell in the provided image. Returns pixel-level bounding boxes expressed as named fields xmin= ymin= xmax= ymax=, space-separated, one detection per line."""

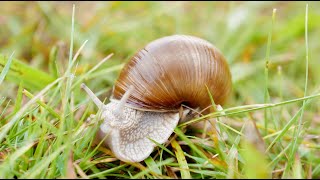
xmin=112 ymin=35 xmax=232 ymax=112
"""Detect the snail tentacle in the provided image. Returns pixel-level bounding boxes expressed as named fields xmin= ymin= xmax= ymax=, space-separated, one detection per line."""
xmin=81 ymin=83 xmax=104 ymax=109
xmin=114 ymin=85 xmax=134 ymax=116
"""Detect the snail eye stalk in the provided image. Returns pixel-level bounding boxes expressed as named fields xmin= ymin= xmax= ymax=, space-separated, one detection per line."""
xmin=81 ymin=83 xmax=104 ymax=109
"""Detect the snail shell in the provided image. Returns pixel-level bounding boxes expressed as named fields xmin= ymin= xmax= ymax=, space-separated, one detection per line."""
xmin=82 ymin=34 xmax=232 ymax=162
xmin=113 ymin=35 xmax=232 ymax=112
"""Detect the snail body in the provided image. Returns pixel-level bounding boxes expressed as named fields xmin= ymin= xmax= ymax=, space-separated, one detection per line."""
xmin=81 ymin=35 xmax=232 ymax=162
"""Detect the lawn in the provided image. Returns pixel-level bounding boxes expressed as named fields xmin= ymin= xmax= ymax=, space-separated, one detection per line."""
xmin=1 ymin=1 xmax=320 ymax=178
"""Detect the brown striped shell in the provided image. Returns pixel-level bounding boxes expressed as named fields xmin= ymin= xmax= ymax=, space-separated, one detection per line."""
xmin=112 ymin=35 xmax=232 ymax=112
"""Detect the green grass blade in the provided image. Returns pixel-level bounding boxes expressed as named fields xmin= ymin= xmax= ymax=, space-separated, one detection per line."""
xmin=179 ymin=92 xmax=320 ymax=128
xmin=23 ymin=145 xmax=66 ymax=178
xmin=13 ymin=81 xmax=24 ymax=113
xmin=144 ymin=157 xmax=162 ymax=175
xmin=87 ymin=164 xmax=128 ymax=178
xmin=171 ymin=139 xmax=191 ymax=179
xmin=148 ymin=137 xmax=175 ymax=156
xmin=68 ymin=4 xmax=75 ymax=67
xmin=0 ymin=99 xmax=11 ymax=120
xmin=285 ymin=3 xmax=310 ymax=176
xmin=0 ymin=77 xmax=64 ymax=143
xmin=0 ymin=142 xmax=34 ymax=178
xmin=22 ymin=89 xmax=61 ymax=120
xmin=132 ymin=158 xmax=175 ymax=179
xmin=0 ymin=97 xmax=6 ymax=106
xmin=265 ymin=106 xmax=303 ymax=153
xmin=72 ymin=53 xmax=113 ymax=89
xmin=174 ymin=127 xmax=226 ymax=172
xmin=205 ymin=84 xmax=216 ymax=110
xmin=0 ymin=52 xmax=15 ymax=85
xmin=0 ymin=54 xmax=55 ymax=91
xmin=264 ymin=9 xmax=276 ymax=134
xmin=48 ymin=46 xmax=59 ymax=78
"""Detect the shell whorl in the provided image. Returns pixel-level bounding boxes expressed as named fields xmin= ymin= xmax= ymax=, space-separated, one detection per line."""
xmin=112 ymin=35 xmax=232 ymax=112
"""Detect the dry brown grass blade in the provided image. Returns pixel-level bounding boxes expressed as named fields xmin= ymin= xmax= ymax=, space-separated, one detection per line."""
xmin=73 ymin=162 xmax=89 ymax=179
xmin=165 ymin=166 xmax=178 ymax=179
xmin=66 ymin=151 xmax=77 ymax=179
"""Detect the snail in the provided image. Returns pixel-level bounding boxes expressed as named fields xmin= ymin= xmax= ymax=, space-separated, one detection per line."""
xmin=81 ymin=34 xmax=232 ymax=162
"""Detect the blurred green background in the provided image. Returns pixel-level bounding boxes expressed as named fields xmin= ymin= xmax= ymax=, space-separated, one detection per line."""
xmin=1 ymin=1 xmax=320 ymax=178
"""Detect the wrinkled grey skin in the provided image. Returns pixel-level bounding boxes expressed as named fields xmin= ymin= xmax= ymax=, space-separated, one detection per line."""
xmin=98 ymin=101 xmax=180 ymax=162
xmin=81 ymin=83 xmax=184 ymax=162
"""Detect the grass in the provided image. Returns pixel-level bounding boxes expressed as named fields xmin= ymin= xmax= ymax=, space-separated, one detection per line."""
xmin=1 ymin=1 xmax=320 ymax=179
